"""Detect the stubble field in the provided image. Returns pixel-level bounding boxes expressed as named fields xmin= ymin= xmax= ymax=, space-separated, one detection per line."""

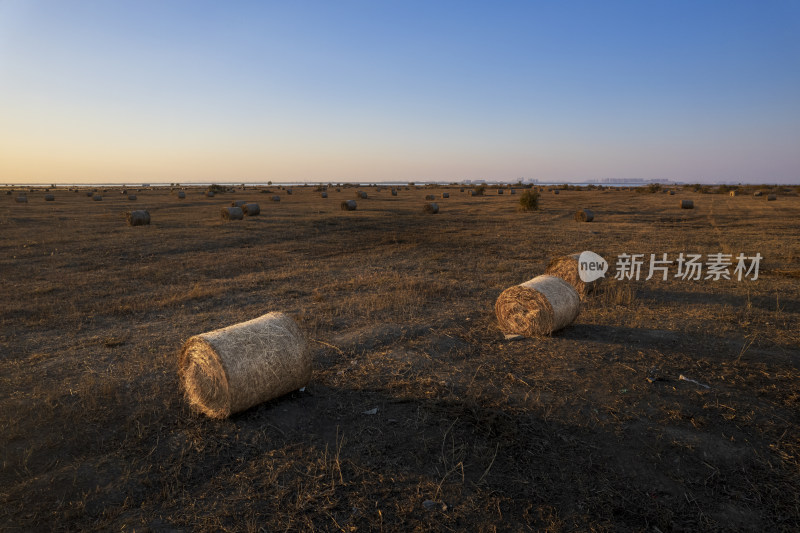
xmin=1 ymin=184 xmax=798 ymax=531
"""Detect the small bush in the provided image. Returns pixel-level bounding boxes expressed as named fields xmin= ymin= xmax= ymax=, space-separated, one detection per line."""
xmin=207 ymin=184 xmax=226 ymax=194
xmin=473 ymin=184 xmax=486 ymax=196
xmin=518 ymin=190 xmax=540 ymax=212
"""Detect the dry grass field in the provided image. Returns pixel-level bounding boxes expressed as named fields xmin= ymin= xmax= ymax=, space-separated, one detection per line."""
xmin=1 ymin=184 xmax=799 ymax=531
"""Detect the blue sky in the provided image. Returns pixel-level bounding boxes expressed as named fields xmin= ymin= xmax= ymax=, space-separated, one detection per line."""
xmin=1 ymin=0 xmax=798 ymax=183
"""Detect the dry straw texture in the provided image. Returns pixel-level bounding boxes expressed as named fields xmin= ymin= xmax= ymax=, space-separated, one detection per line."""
xmin=574 ymin=209 xmax=594 ymax=222
xmin=545 ymin=253 xmax=602 ymax=299
xmin=341 ymin=200 xmax=357 ymax=211
xmin=179 ymin=312 xmax=311 ymax=418
xmin=221 ymin=207 xmax=244 ymax=220
xmin=423 ymin=202 xmax=439 ymax=214
xmin=495 ymin=275 xmax=580 ymax=336
xmin=242 ymin=203 xmax=260 ymax=216
xmin=681 ymin=200 xmax=694 ymax=209
xmin=126 ymin=210 xmax=151 ymax=226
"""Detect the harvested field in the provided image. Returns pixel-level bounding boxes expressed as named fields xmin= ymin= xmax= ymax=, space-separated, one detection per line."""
xmin=0 ymin=186 xmax=799 ymax=531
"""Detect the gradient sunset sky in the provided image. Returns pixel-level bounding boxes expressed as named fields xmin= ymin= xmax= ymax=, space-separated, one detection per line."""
xmin=1 ymin=1 xmax=798 ymax=184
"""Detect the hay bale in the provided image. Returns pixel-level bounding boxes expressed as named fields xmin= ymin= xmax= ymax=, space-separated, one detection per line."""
xmin=126 ymin=210 xmax=151 ymax=226
xmin=574 ymin=209 xmax=594 ymax=222
xmin=425 ymin=194 xmax=435 ymax=200
xmin=356 ymin=191 xmax=368 ymax=199
xmin=495 ymin=275 xmax=580 ymax=336
xmin=231 ymin=200 xmax=247 ymax=207
xmin=177 ymin=191 xmax=186 ymax=199
xmin=93 ymin=194 xmax=102 ymax=201
xmin=86 ymin=191 xmax=94 ymax=197
xmin=510 ymin=189 xmax=516 ymax=195
xmin=179 ymin=311 xmax=310 ymax=418
xmin=668 ymin=190 xmax=675 ymax=195
xmin=470 ymin=190 xmax=477 ymax=196
xmin=44 ymin=194 xmax=55 ymax=201
xmin=553 ymin=190 xmax=559 ymax=195
xmin=321 ymin=192 xmax=328 ymax=198
xmin=729 ymin=190 xmax=737 ymax=197
xmin=767 ymin=194 xmax=777 ymax=201
xmin=206 ymin=191 xmax=215 ymax=198
xmin=441 ymin=192 xmax=449 ymax=198
xmin=286 ymin=188 xmax=293 ymax=195
xmin=128 ymin=194 xmax=137 ymax=200
xmin=271 ymin=195 xmax=281 ymax=202
xmin=545 ymin=253 xmax=602 ymax=299
xmin=341 ymin=200 xmax=357 ymax=211
xmin=681 ymin=200 xmax=694 ymax=209
xmin=242 ymin=203 xmax=260 ymax=216
xmin=391 ymin=189 xmax=397 ymax=196
xmin=498 ymin=189 xmax=504 ymax=195
xmin=15 ymin=195 xmax=27 ymax=203
xmin=423 ymin=202 xmax=439 ymax=214
xmin=336 ymin=188 xmax=341 ymax=192
xmin=221 ymin=206 xmax=244 ymax=220
xmin=753 ymin=191 xmax=763 ymax=197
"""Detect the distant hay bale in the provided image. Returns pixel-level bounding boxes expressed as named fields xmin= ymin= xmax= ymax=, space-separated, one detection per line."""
xmin=510 ymin=189 xmax=516 ymax=194
xmin=460 ymin=188 xmax=465 ymax=193
xmin=126 ymin=210 xmax=151 ymax=226
xmin=179 ymin=311 xmax=311 ymax=419
xmin=242 ymin=203 xmax=260 ymax=216
xmin=341 ymin=199 xmax=357 ymax=211
xmin=553 ymin=190 xmax=559 ymax=195
xmin=221 ymin=206 xmax=244 ymax=220
xmin=441 ymin=192 xmax=449 ymax=198
xmin=498 ymin=189 xmax=504 ymax=195
xmin=206 ymin=191 xmax=215 ymax=197
xmin=545 ymin=253 xmax=602 ymax=299
xmin=336 ymin=188 xmax=341 ymax=192
xmin=668 ymin=190 xmax=675 ymax=195
xmin=128 ymin=194 xmax=137 ymax=200
xmin=681 ymin=200 xmax=694 ymax=209
xmin=15 ymin=195 xmax=27 ymax=203
xmin=271 ymin=195 xmax=281 ymax=202
xmin=729 ymin=190 xmax=738 ymax=197
xmin=356 ymin=191 xmax=368 ymax=199
xmin=767 ymin=194 xmax=777 ymax=201
xmin=44 ymin=194 xmax=55 ymax=201
xmin=231 ymin=200 xmax=247 ymax=207
xmin=86 ymin=191 xmax=93 ymax=197
xmin=753 ymin=191 xmax=763 ymax=197
xmin=423 ymin=202 xmax=439 ymax=214
xmin=177 ymin=191 xmax=186 ymax=199
xmin=470 ymin=190 xmax=477 ymax=196
xmin=574 ymin=209 xmax=594 ymax=222
xmin=321 ymin=192 xmax=328 ymax=198
xmin=495 ymin=275 xmax=580 ymax=336
xmin=391 ymin=189 xmax=397 ymax=196
xmin=286 ymin=188 xmax=293 ymax=195
xmin=93 ymin=194 xmax=102 ymax=201
xmin=425 ymin=194 xmax=435 ymax=200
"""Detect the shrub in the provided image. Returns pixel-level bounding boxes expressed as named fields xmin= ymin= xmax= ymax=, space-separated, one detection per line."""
xmin=518 ymin=190 xmax=540 ymax=211
xmin=473 ymin=184 xmax=486 ymax=196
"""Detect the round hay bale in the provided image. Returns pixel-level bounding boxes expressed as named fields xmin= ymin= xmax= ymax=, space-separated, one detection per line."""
xmin=271 ymin=195 xmax=281 ymax=202
xmin=498 ymin=189 xmax=504 ymax=195
xmin=336 ymin=188 xmax=341 ymax=192
xmin=86 ymin=191 xmax=94 ymax=197
xmin=668 ymin=190 xmax=675 ymax=195
xmin=126 ymin=210 xmax=151 ymax=226
xmin=44 ymin=194 xmax=55 ymax=201
xmin=286 ymin=188 xmax=293 ymax=195
xmin=391 ymin=189 xmax=397 ymax=196
xmin=206 ymin=191 xmax=215 ymax=198
xmin=321 ymin=192 xmax=328 ymax=198
xmin=221 ymin=206 xmax=244 ymax=220
xmin=545 ymin=253 xmax=602 ymax=299
xmin=93 ymin=194 xmax=102 ymax=201
xmin=753 ymin=191 xmax=763 ymax=197
xmin=729 ymin=190 xmax=737 ymax=197
xmin=341 ymin=199 xmax=357 ymax=211
xmin=179 ymin=311 xmax=311 ymax=419
xmin=425 ymin=194 xmax=435 ymax=201
xmin=15 ymin=195 xmax=27 ymax=203
xmin=495 ymin=275 xmax=580 ymax=336
xmin=128 ymin=194 xmax=137 ymax=200
xmin=681 ymin=200 xmax=694 ymax=209
xmin=231 ymin=200 xmax=247 ymax=207
xmin=177 ymin=191 xmax=186 ymax=199
xmin=767 ymin=194 xmax=777 ymax=201
xmin=510 ymin=189 xmax=516 ymax=195
xmin=460 ymin=188 xmax=465 ymax=193
xmin=357 ymin=191 xmax=368 ymax=199
xmin=552 ymin=190 xmax=560 ymax=195
xmin=423 ymin=202 xmax=439 ymax=214
xmin=470 ymin=190 xmax=477 ymax=196
xmin=574 ymin=209 xmax=594 ymax=222
xmin=242 ymin=203 xmax=261 ymax=216
xmin=441 ymin=192 xmax=449 ymax=198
